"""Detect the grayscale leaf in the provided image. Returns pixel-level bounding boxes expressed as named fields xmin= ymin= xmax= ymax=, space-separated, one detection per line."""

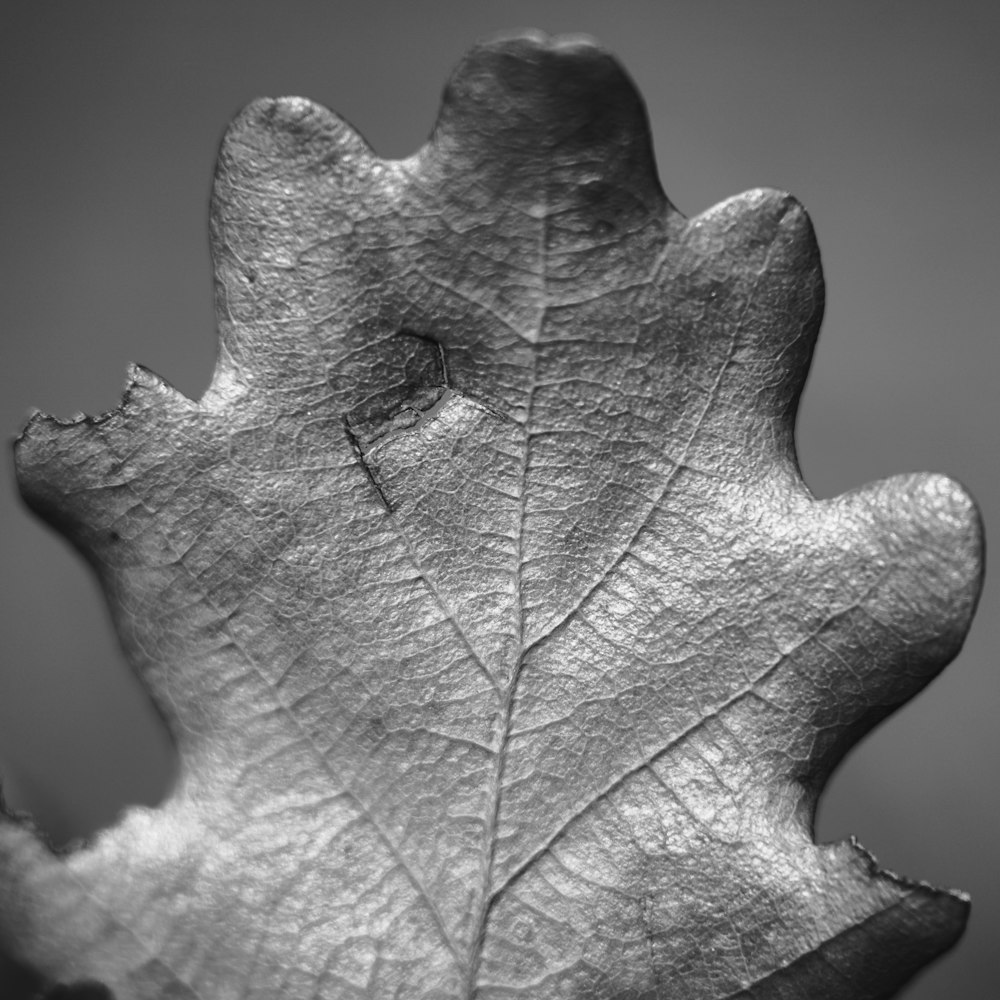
xmin=0 ymin=30 xmax=983 ymax=1000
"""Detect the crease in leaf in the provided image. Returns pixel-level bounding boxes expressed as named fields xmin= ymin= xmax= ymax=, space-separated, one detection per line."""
xmin=1 ymin=28 xmax=983 ymax=1000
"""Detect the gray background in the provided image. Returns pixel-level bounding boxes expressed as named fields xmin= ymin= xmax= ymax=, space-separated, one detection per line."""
xmin=1 ymin=2 xmax=996 ymax=996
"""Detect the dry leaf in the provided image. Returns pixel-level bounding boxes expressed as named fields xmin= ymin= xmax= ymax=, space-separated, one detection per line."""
xmin=0 ymin=31 xmax=982 ymax=1000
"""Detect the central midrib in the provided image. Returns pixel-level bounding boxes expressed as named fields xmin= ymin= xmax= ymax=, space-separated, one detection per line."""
xmin=462 ymin=196 xmax=548 ymax=999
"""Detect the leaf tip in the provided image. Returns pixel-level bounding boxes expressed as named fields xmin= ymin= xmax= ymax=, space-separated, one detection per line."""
xmin=806 ymin=837 xmax=972 ymax=994
xmin=440 ymin=27 xmax=639 ymax=131
xmin=215 ymin=93 xmax=373 ymax=188
xmin=14 ymin=363 xmax=192 ymax=537
xmin=688 ymin=187 xmax=820 ymax=264
xmin=429 ymin=29 xmax=667 ymax=212
xmin=869 ymin=471 xmax=984 ymax=639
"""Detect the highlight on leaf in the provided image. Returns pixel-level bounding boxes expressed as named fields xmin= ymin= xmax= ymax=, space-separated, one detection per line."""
xmin=0 ymin=29 xmax=983 ymax=1000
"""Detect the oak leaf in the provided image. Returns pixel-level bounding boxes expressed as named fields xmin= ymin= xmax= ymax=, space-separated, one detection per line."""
xmin=0 ymin=30 xmax=983 ymax=1000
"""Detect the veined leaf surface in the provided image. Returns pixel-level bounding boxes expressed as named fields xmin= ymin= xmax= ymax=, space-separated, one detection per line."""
xmin=0 ymin=31 xmax=982 ymax=1000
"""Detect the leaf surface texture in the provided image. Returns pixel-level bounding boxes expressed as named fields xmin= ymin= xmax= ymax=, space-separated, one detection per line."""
xmin=0 ymin=31 xmax=982 ymax=1000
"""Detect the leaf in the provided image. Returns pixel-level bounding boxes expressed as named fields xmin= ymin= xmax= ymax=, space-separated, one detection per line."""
xmin=0 ymin=30 xmax=983 ymax=1000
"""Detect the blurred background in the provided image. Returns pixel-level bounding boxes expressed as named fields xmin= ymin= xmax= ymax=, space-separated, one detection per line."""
xmin=0 ymin=2 xmax=996 ymax=996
